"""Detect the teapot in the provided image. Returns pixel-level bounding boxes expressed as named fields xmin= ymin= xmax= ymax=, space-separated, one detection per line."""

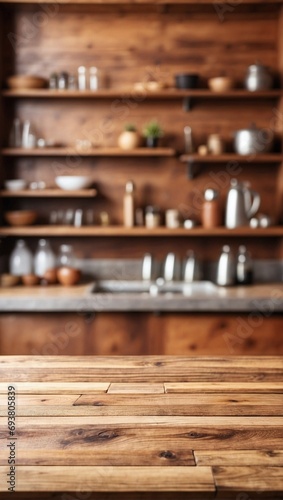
xmin=225 ymin=179 xmax=261 ymax=229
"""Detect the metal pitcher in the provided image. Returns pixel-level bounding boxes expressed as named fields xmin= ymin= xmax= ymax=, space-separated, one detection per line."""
xmin=225 ymin=179 xmax=261 ymax=229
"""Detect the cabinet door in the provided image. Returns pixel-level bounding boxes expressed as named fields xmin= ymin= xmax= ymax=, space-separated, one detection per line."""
xmin=159 ymin=313 xmax=283 ymax=356
xmin=0 ymin=314 xmax=86 ymax=355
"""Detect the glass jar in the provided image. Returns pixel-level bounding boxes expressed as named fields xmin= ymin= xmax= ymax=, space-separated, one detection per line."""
xmin=58 ymin=244 xmax=75 ymax=267
xmin=9 ymin=240 xmax=33 ymax=276
xmin=145 ymin=206 xmax=161 ymax=228
xmin=207 ymin=134 xmax=224 ymax=155
xmin=34 ymin=239 xmax=56 ymax=277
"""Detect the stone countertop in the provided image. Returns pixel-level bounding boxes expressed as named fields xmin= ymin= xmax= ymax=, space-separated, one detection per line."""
xmin=1 ymin=282 xmax=283 ymax=312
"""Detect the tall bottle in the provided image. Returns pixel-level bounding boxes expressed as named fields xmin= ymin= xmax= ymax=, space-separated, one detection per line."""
xmin=236 ymin=245 xmax=253 ymax=285
xmin=123 ymin=180 xmax=135 ymax=227
xmin=34 ymin=239 xmax=56 ymax=277
xmin=9 ymin=240 xmax=33 ymax=276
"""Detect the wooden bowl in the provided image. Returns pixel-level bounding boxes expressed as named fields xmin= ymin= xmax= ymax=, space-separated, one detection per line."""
xmin=208 ymin=77 xmax=235 ymax=92
xmin=22 ymin=274 xmax=40 ymax=286
xmin=4 ymin=211 xmax=37 ymax=227
xmin=7 ymin=75 xmax=47 ymax=90
xmin=57 ymin=267 xmax=81 ymax=286
xmin=0 ymin=274 xmax=20 ymax=287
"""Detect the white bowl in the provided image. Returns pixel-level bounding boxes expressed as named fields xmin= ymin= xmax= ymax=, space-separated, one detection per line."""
xmin=4 ymin=179 xmax=27 ymax=191
xmin=55 ymin=176 xmax=92 ymax=190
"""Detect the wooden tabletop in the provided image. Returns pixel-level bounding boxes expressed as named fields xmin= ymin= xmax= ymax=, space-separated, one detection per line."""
xmin=0 ymin=356 xmax=282 ymax=499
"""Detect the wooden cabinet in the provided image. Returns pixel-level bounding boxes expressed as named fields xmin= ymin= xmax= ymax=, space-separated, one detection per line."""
xmin=1 ymin=312 xmax=283 ymax=356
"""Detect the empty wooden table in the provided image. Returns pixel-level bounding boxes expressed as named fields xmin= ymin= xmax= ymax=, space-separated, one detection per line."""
xmin=0 ymin=356 xmax=282 ymax=499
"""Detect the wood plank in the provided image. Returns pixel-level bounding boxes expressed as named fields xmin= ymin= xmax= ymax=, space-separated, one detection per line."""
xmin=2 ymin=89 xmax=282 ymax=98
xmin=0 ymin=382 xmax=110 ymax=394
xmin=0 ymin=444 xmax=195 ymax=467
xmin=180 ymin=153 xmax=283 ymax=163
xmin=0 ymin=466 xmax=215 ymax=493
xmin=164 ymin=382 xmax=283 ymax=393
xmin=0 ymin=356 xmax=282 ymax=382
xmin=195 ymin=450 xmax=283 ymax=466
xmin=1 ymin=147 xmax=176 ymax=157
xmin=213 ymin=466 xmax=283 ymax=492
xmin=4 ymin=415 xmax=281 ymax=427
xmin=1 ymin=226 xmax=283 ymax=237
xmin=0 ymin=394 xmax=80 ymax=407
xmin=0 ymin=189 xmax=97 ymax=197
xmin=107 ymin=383 xmax=165 ymax=394
xmin=5 ymin=393 xmax=283 ymax=416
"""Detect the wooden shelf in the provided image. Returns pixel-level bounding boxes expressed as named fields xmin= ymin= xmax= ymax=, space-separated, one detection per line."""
xmin=2 ymin=89 xmax=282 ymax=99
xmin=0 ymin=226 xmax=282 ymax=237
xmin=180 ymin=154 xmax=283 ymax=163
xmin=0 ymin=189 xmax=97 ymax=198
xmin=1 ymin=147 xmax=176 ymax=157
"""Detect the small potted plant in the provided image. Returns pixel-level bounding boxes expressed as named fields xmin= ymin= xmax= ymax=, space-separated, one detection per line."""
xmin=118 ymin=123 xmax=140 ymax=150
xmin=143 ymin=120 xmax=164 ymax=148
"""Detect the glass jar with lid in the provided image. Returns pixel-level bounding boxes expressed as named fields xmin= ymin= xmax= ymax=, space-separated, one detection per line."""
xmin=145 ymin=206 xmax=161 ymax=228
xmin=34 ymin=239 xmax=56 ymax=277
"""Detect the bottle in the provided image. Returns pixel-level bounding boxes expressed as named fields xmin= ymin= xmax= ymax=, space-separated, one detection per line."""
xmin=89 ymin=66 xmax=98 ymax=90
xmin=78 ymin=66 xmax=87 ymax=90
xmin=9 ymin=118 xmax=22 ymax=148
xmin=216 ymin=245 xmax=235 ymax=286
xmin=202 ymin=189 xmax=222 ymax=228
xmin=58 ymin=244 xmax=75 ymax=268
xmin=236 ymin=245 xmax=253 ymax=285
xmin=123 ymin=181 xmax=135 ymax=227
xmin=184 ymin=126 xmax=194 ymax=153
xmin=9 ymin=240 xmax=33 ymax=276
xmin=34 ymin=239 xmax=56 ymax=277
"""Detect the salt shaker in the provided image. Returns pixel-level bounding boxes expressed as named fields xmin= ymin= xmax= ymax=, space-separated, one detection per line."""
xmin=89 ymin=66 xmax=98 ymax=90
xmin=78 ymin=66 xmax=87 ymax=90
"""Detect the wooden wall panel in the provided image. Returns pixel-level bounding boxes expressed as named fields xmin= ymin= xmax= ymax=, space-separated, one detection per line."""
xmin=0 ymin=4 xmax=281 ymax=260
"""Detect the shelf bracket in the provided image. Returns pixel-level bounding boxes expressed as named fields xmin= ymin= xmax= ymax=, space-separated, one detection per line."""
xmin=183 ymin=97 xmax=193 ymax=112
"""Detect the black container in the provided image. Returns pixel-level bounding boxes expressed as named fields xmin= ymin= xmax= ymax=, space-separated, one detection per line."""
xmin=175 ymin=73 xmax=199 ymax=89
xmin=146 ymin=137 xmax=159 ymax=148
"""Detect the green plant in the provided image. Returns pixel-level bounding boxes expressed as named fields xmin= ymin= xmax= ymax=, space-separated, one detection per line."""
xmin=143 ymin=120 xmax=164 ymax=139
xmin=124 ymin=123 xmax=137 ymax=132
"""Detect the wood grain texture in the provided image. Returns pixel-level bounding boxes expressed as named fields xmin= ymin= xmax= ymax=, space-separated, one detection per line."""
xmin=0 ymin=382 xmax=110 ymax=394
xmin=0 ymin=356 xmax=282 ymax=496
xmin=213 ymin=466 xmax=283 ymax=492
xmin=0 ymin=466 xmax=215 ymax=492
xmin=194 ymin=449 xmax=283 ymax=466
xmin=1 ymin=309 xmax=283 ymax=357
xmin=107 ymin=383 xmax=165 ymax=394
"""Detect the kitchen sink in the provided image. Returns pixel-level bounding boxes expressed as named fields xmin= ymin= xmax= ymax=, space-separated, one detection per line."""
xmin=92 ymin=280 xmax=218 ymax=296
